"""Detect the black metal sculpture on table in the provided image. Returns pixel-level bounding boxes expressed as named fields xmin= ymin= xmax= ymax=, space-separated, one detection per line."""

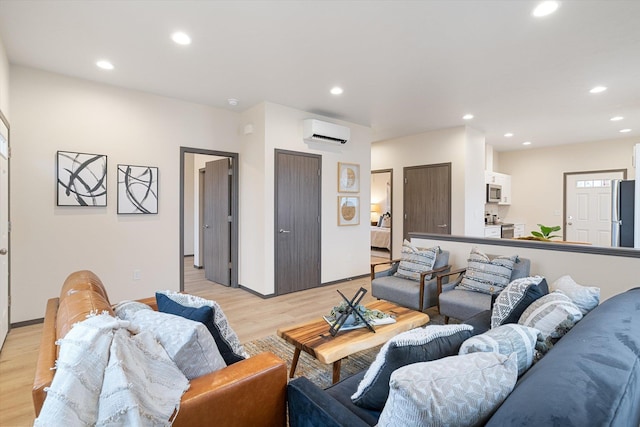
xmin=329 ymin=287 xmax=375 ymax=337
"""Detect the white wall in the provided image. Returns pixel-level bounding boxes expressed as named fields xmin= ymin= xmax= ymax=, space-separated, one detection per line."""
xmin=0 ymin=36 xmax=8 ymax=116
xmin=464 ymin=127 xmax=486 ymax=237
xmin=498 ymin=137 xmax=638 ymax=235
xmin=371 ymin=126 xmax=484 ymax=258
xmin=636 ymin=143 xmax=640 ymax=248
xmin=184 ymin=152 xmax=195 ymax=256
xmin=10 ymin=66 xmax=240 ymax=322
xmin=412 ymin=236 xmax=639 ymax=302
xmin=238 ymin=102 xmax=372 ymax=295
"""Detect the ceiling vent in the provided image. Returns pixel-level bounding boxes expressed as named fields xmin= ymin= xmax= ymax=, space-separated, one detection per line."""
xmin=303 ymin=119 xmax=350 ymax=145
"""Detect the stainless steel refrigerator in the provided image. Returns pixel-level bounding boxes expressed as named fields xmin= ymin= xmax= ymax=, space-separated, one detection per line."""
xmin=611 ymin=180 xmax=635 ymax=247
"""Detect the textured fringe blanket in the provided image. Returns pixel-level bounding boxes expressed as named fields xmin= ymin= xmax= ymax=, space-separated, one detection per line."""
xmin=35 ymin=313 xmax=190 ymax=427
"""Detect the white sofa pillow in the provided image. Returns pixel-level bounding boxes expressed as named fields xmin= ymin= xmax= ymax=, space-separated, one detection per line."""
xmin=127 ymin=309 xmax=226 ymax=379
xmin=459 ymin=323 xmax=540 ymax=376
xmin=551 ymin=275 xmax=600 ymax=315
xmin=377 ymin=352 xmax=518 ymax=427
xmin=518 ymin=292 xmax=583 ymax=342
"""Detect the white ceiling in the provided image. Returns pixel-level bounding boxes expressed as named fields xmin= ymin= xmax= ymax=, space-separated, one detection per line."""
xmin=0 ymin=0 xmax=638 ymax=151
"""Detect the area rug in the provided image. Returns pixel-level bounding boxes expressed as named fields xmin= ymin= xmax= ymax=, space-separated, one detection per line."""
xmin=243 ymin=306 xmax=445 ymax=389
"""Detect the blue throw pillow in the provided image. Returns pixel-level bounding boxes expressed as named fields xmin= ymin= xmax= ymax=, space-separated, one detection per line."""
xmin=156 ymin=292 xmax=245 ymax=365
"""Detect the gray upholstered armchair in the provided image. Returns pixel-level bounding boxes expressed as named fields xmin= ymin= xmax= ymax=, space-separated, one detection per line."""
xmin=370 ymin=250 xmax=451 ymax=312
xmin=437 ymin=256 xmax=531 ymax=323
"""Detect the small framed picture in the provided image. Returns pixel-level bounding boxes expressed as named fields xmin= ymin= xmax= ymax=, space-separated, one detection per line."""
xmin=338 ymin=196 xmax=360 ymax=226
xmin=338 ymin=162 xmax=360 ymax=193
xmin=57 ymin=151 xmax=107 ymax=207
xmin=117 ymin=164 xmax=159 ymax=214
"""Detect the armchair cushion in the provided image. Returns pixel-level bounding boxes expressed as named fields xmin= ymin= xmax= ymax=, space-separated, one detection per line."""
xmin=491 ymin=276 xmax=549 ymax=328
xmin=457 ymin=247 xmax=518 ymax=295
xmin=351 ymin=324 xmax=473 ymax=410
xmin=394 ymin=240 xmax=439 ymax=281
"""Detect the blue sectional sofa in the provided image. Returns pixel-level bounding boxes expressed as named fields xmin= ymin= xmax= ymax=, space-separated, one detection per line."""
xmin=287 ymin=287 xmax=640 ymax=426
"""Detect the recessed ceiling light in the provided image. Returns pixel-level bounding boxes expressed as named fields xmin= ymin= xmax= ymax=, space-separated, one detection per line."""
xmin=171 ymin=32 xmax=192 ymax=45
xmin=227 ymin=98 xmax=239 ymax=106
xmin=619 ymin=129 xmax=632 ymax=133
xmin=504 ymin=133 xmax=514 ymax=138
xmin=589 ymin=86 xmax=607 ymax=94
xmin=462 ymin=114 xmax=474 ymax=120
xmin=610 ymin=116 xmax=624 ymax=121
xmin=330 ymin=87 xmax=343 ymax=95
xmin=522 ymin=141 xmax=532 ymax=146
xmin=96 ymin=60 xmax=114 ymax=70
xmin=533 ymin=1 xmax=559 ymax=17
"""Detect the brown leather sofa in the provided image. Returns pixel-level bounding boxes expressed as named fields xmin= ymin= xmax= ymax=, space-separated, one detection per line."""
xmin=33 ymin=270 xmax=287 ymax=427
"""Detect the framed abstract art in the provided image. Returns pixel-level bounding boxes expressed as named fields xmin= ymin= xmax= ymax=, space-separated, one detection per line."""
xmin=57 ymin=151 xmax=107 ymax=207
xmin=338 ymin=162 xmax=360 ymax=193
xmin=117 ymin=164 xmax=159 ymax=214
xmin=338 ymin=196 xmax=360 ymax=226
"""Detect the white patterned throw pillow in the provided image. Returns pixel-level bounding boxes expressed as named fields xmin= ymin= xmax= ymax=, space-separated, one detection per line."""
xmin=518 ymin=292 xmax=583 ymax=342
xmin=491 ymin=276 xmax=548 ymax=329
xmin=127 ymin=309 xmax=226 ymax=379
xmin=551 ymin=275 xmax=600 ymax=315
xmin=351 ymin=324 xmax=474 ymax=410
xmin=459 ymin=324 xmax=541 ymax=376
xmin=457 ymin=247 xmax=518 ymax=294
xmin=377 ymin=352 xmax=518 ymax=427
xmin=393 ymin=240 xmax=439 ymax=282
xmin=158 ymin=290 xmax=248 ymax=358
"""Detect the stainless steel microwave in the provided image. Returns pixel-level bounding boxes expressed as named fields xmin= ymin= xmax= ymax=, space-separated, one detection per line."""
xmin=487 ymin=184 xmax=502 ymax=203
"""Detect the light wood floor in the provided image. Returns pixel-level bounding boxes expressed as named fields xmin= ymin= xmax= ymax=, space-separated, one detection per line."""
xmin=0 ymin=257 xmax=390 ymax=426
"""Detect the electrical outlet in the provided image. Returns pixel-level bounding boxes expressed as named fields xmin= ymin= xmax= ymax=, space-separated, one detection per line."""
xmin=133 ymin=269 xmax=141 ymax=281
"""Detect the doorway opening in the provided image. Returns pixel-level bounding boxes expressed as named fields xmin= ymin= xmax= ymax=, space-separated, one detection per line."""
xmin=371 ymin=169 xmax=392 ymax=260
xmin=563 ymin=169 xmax=626 ymax=246
xmin=180 ymin=147 xmax=239 ymax=291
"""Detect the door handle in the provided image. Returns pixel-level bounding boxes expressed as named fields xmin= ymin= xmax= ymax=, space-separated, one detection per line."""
xmin=204 ymin=224 xmax=210 ymax=229
xmin=567 ymin=222 xmax=573 ymax=226
xmin=279 ymin=229 xmax=291 ymax=233
xmin=0 ymin=248 xmax=6 ymax=255
xmin=437 ymin=224 xmax=448 ymax=228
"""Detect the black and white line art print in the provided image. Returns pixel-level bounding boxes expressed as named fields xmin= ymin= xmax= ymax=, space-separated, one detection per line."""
xmin=57 ymin=151 xmax=107 ymax=207
xmin=117 ymin=164 xmax=158 ymax=214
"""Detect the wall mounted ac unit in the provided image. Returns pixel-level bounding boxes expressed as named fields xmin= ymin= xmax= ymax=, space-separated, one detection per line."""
xmin=303 ymin=119 xmax=350 ymax=145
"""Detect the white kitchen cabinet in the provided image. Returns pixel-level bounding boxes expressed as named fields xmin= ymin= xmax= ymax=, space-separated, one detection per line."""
xmin=485 ymin=171 xmax=511 ymax=205
xmin=514 ymin=224 xmax=526 ymax=238
xmin=484 ymin=225 xmax=501 ymax=238
xmin=499 ymin=174 xmax=511 ymax=205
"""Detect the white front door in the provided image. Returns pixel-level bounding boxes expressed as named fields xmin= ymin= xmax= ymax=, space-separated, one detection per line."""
xmin=565 ymin=171 xmax=625 ymax=246
xmin=0 ymin=113 xmax=9 ymax=349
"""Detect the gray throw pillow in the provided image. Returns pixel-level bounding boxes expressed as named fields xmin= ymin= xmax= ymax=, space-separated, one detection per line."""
xmin=351 ymin=324 xmax=473 ymax=410
xmin=457 ymin=247 xmax=517 ymax=295
xmin=394 ymin=240 xmax=439 ymax=282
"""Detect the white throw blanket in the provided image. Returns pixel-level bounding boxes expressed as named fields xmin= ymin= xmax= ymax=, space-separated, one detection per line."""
xmin=35 ymin=313 xmax=190 ymax=427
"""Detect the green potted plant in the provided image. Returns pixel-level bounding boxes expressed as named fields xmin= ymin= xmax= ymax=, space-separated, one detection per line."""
xmin=519 ymin=224 xmax=561 ymax=241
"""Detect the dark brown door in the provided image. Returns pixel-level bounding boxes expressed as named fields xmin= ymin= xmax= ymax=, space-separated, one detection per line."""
xmin=204 ymin=159 xmax=231 ymax=285
xmin=403 ymin=163 xmax=451 ymax=240
xmin=275 ymin=150 xmax=321 ymax=295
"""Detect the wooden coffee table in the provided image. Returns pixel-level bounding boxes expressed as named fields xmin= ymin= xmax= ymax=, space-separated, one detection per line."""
xmin=276 ymin=300 xmax=430 ymax=384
